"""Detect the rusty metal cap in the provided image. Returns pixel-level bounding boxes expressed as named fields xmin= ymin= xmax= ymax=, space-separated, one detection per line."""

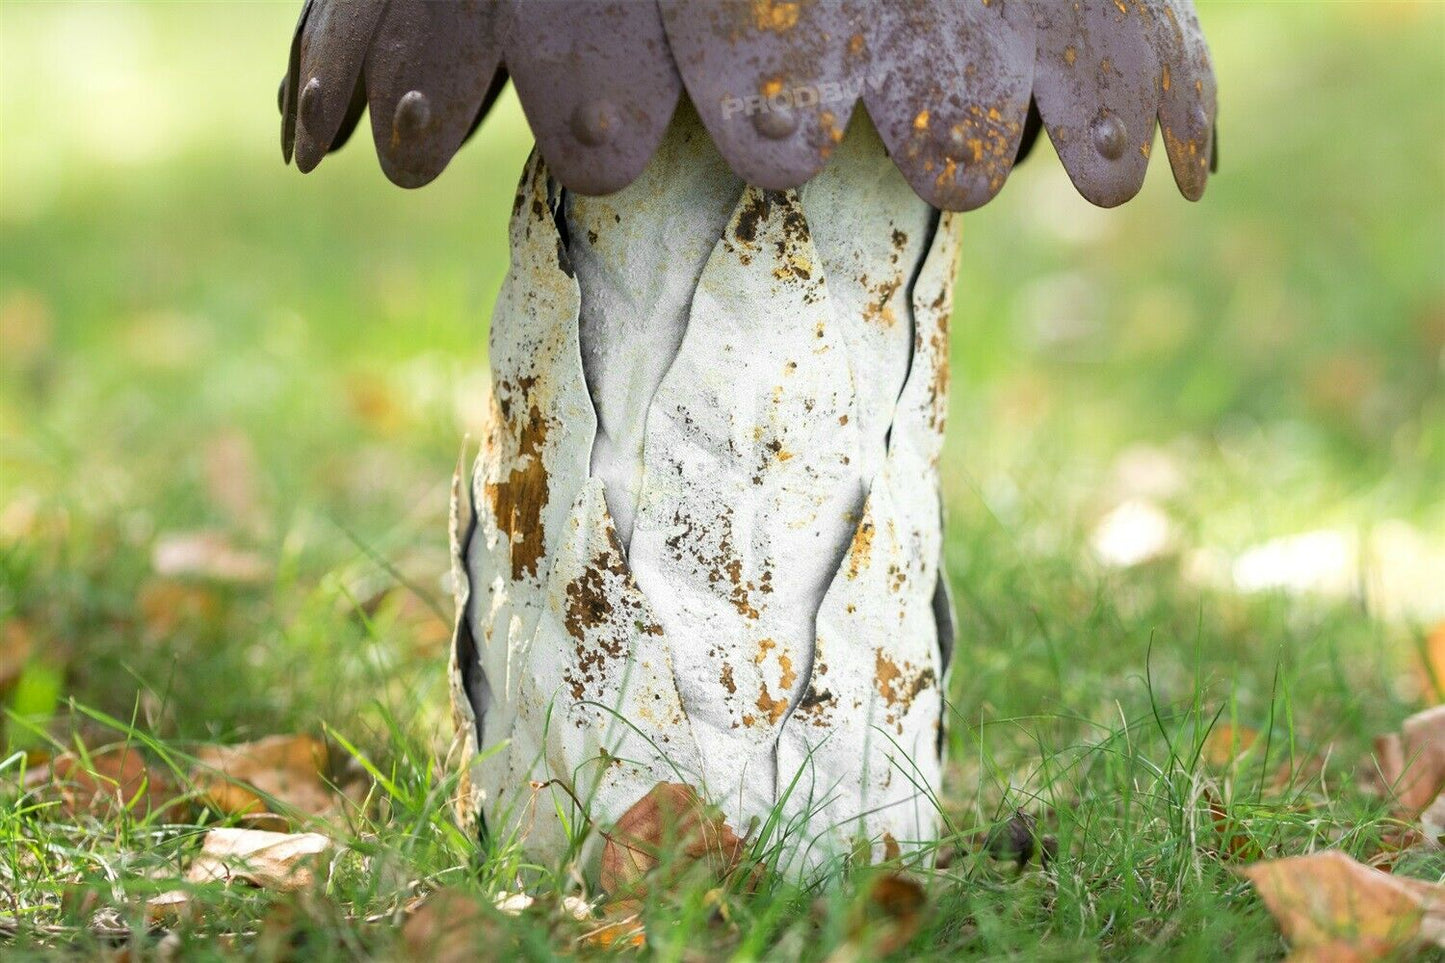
xmin=281 ymin=0 xmax=1217 ymax=210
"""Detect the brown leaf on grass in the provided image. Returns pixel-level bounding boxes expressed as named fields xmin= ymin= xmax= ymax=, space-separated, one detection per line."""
xmin=578 ymin=900 xmax=646 ymax=950
xmin=144 ymin=890 xmax=193 ymax=926
xmin=186 ymin=828 xmax=331 ymax=891
xmin=600 ymin=782 xmax=748 ymax=895
xmin=1240 ymin=851 xmax=1445 ymax=956
xmin=0 ymin=618 xmax=35 ymax=693
xmin=836 ymin=874 xmax=926 ymax=960
xmin=401 ymin=888 xmax=505 ymax=963
xmin=1416 ymin=621 xmax=1445 ymax=703
xmin=137 ymin=579 xmax=221 ymax=640
xmin=35 ymin=747 xmax=185 ymax=820
xmin=1203 ymin=723 xmax=1259 ymax=768
xmin=1372 ymin=705 xmax=1445 ymax=813
xmin=1204 ymin=789 xmax=1264 ymax=862
xmin=192 ymin=734 xmax=334 ymax=827
xmin=152 ymin=531 xmax=269 ymax=584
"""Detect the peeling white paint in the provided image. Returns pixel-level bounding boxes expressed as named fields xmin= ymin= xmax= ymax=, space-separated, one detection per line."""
xmin=452 ymin=115 xmax=961 ymax=880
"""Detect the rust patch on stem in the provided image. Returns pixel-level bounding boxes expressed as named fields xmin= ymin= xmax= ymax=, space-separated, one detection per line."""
xmin=486 ymin=379 xmax=551 ymax=581
xmin=847 ymin=518 xmax=875 ymax=578
xmin=874 ymin=649 xmax=938 ymax=734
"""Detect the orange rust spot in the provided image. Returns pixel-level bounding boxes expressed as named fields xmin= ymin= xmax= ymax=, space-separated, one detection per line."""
xmin=754 ymin=637 xmax=776 ymax=664
xmin=778 ymin=653 xmax=796 ymax=691
xmin=720 ymin=662 xmax=737 ymax=695
xmin=761 ymin=76 xmax=784 ymax=99
xmin=913 ymin=110 xmax=930 ymax=131
xmin=1139 ymin=140 xmax=1152 ymax=159
xmin=819 ymin=110 xmax=844 ymax=144
xmin=873 ymin=649 xmax=938 ymax=734
xmin=862 ymin=272 xmax=902 ymax=328
xmin=934 ymin=157 xmax=959 ymax=191
xmin=485 ymin=392 xmax=549 ymax=581
xmin=847 ymin=33 xmax=865 ymax=56
xmin=847 ymin=518 xmax=875 ymax=578
xmin=1161 ymin=63 xmax=1172 ymax=92
xmin=755 ymin=683 xmax=789 ymax=725
xmin=750 ymin=0 xmax=799 ymax=32
xmin=1063 ymin=46 xmax=1077 ymax=67
xmin=875 ymin=650 xmax=904 ymax=705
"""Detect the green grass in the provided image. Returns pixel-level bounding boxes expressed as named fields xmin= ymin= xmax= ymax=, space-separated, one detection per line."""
xmin=2 ymin=2 xmax=1444 ymax=959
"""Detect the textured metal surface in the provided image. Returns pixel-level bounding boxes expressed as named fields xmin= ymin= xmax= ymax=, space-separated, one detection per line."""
xmin=363 ymin=0 xmax=504 ymax=188
xmin=292 ymin=0 xmax=385 ymax=171
xmin=864 ymin=0 xmax=1035 ymax=211
xmin=658 ymin=0 xmax=866 ymax=190
xmin=456 ymin=117 xmax=955 ymax=875
xmin=280 ymin=0 xmax=1217 ymax=208
xmin=1033 ymin=2 xmax=1154 ymax=207
xmin=505 ymin=1 xmax=683 ymax=195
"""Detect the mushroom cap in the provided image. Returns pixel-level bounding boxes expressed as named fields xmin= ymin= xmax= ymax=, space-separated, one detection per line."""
xmin=280 ymin=0 xmax=1217 ymax=211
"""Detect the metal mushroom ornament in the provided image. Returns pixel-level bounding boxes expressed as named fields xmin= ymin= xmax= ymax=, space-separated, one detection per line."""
xmin=280 ymin=0 xmax=1216 ymax=878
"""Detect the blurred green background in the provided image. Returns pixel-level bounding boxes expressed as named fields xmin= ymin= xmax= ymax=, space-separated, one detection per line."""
xmin=2 ymin=3 xmax=1442 ymax=754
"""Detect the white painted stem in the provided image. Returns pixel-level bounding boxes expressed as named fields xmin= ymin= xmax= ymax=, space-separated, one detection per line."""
xmin=449 ymin=107 xmax=960 ymax=879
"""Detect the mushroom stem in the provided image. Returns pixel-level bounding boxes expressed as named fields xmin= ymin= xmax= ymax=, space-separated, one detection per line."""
xmin=450 ymin=105 xmax=960 ymax=879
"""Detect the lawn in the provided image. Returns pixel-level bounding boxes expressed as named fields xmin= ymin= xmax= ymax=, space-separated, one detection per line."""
xmin=2 ymin=2 xmax=1443 ymax=959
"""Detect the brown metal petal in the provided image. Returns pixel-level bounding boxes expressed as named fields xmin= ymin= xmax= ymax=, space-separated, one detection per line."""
xmin=658 ymin=0 xmax=869 ymax=190
xmin=1030 ymin=0 xmax=1162 ymax=208
xmin=502 ymin=1 xmax=682 ymax=196
xmin=363 ymin=0 xmax=503 ymax=189
xmin=277 ymin=0 xmax=1217 ymax=209
xmin=1151 ymin=0 xmax=1216 ymax=200
xmin=280 ymin=0 xmax=312 ymax=164
xmin=293 ymin=0 xmax=386 ymax=173
xmin=863 ymin=0 xmax=1034 ymax=211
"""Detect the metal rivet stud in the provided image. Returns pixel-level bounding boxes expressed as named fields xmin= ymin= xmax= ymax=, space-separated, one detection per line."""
xmin=1091 ymin=112 xmax=1127 ymax=160
xmin=753 ymin=103 xmax=797 ymax=140
xmin=570 ymin=99 xmax=619 ymax=146
xmin=299 ymin=77 xmax=324 ymax=129
xmin=394 ymin=90 xmax=431 ymax=137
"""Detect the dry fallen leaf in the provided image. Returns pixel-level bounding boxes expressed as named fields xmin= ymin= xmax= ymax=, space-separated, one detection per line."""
xmin=1204 ymin=789 xmax=1263 ymax=862
xmin=1203 ymin=723 xmax=1260 ymax=768
xmin=401 ymin=887 xmax=505 ymax=963
xmin=578 ymin=901 xmax=646 ymax=950
xmin=193 ymin=734 xmax=334 ymax=827
xmin=0 ymin=618 xmax=35 ymax=694
xmin=1240 ymin=851 xmax=1445 ymax=956
xmin=1372 ymin=705 xmax=1445 ymax=813
xmin=137 ymin=579 xmax=221 ymax=641
xmin=145 ymin=890 xmax=193 ymax=926
xmin=834 ymin=874 xmax=925 ymax=960
xmin=36 ymin=747 xmax=184 ymax=821
xmin=1417 ymin=621 xmax=1445 ymax=703
xmin=152 ymin=531 xmax=270 ymax=584
xmin=600 ymin=782 xmax=748 ymax=895
xmin=186 ymin=828 xmax=331 ymax=891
